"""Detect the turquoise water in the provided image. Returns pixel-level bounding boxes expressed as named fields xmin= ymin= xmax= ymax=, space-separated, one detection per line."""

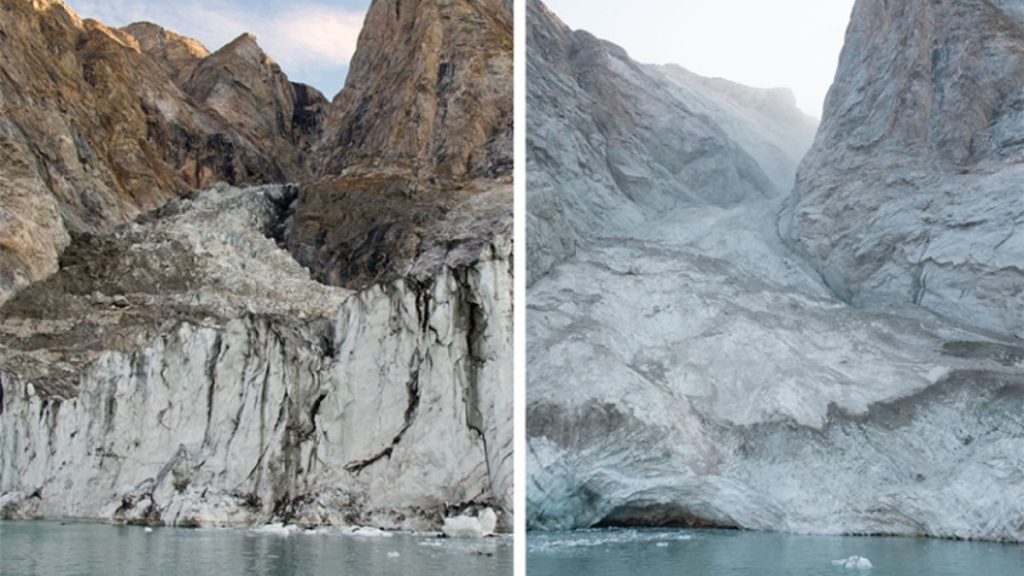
xmin=528 ymin=529 xmax=1023 ymax=576
xmin=0 ymin=521 xmax=512 ymax=576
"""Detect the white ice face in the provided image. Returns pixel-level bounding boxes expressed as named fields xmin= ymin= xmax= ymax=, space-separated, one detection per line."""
xmin=0 ymin=185 xmax=514 ymax=531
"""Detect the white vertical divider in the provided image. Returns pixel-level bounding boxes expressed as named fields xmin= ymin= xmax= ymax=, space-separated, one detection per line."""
xmin=513 ymin=0 xmax=528 ymax=573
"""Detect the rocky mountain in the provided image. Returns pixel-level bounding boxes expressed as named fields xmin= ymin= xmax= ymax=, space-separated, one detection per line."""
xmin=0 ymin=0 xmax=326 ymax=304
xmin=783 ymin=0 xmax=1024 ymax=339
xmin=0 ymin=0 xmax=512 ymax=530
xmin=526 ymin=0 xmax=815 ymax=282
xmin=121 ymin=21 xmax=210 ymax=84
xmin=526 ymin=0 xmax=1024 ymax=542
xmin=289 ymin=0 xmax=512 ymax=289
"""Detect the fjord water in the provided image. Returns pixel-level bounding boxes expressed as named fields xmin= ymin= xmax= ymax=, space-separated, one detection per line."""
xmin=528 ymin=529 xmax=1024 ymax=576
xmin=0 ymin=521 xmax=511 ymax=576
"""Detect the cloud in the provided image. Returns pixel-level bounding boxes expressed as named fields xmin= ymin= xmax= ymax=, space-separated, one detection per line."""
xmin=274 ymin=7 xmax=363 ymax=65
xmin=65 ymin=0 xmax=365 ymax=96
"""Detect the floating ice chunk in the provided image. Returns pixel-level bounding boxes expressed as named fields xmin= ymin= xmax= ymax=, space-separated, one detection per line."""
xmin=143 ymin=527 xmax=153 ymax=534
xmin=251 ymin=523 xmax=297 ymax=536
xmin=442 ymin=508 xmax=498 ymax=539
xmin=345 ymin=526 xmax=393 ymax=538
xmin=387 ymin=551 xmax=400 ymax=559
xmin=655 ymin=542 xmax=669 ymax=547
xmin=832 ymin=556 xmax=873 ymax=570
xmin=442 ymin=515 xmax=484 ymax=539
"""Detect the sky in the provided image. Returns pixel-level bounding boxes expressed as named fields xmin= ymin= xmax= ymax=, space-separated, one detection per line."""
xmin=544 ymin=0 xmax=857 ymax=118
xmin=66 ymin=0 xmax=369 ymax=98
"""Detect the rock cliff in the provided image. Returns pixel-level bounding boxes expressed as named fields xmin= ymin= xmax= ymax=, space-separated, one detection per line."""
xmin=0 ymin=0 xmax=512 ymax=530
xmin=289 ymin=0 xmax=513 ymax=289
xmin=783 ymin=0 xmax=1024 ymax=338
xmin=525 ymin=0 xmax=815 ymax=282
xmin=526 ymin=0 xmax=1024 ymax=542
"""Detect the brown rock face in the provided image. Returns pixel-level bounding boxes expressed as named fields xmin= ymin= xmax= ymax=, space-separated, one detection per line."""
xmin=121 ymin=21 xmax=209 ymax=84
xmin=0 ymin=0 xmax=325 ymax=302
xmin=0 ymin=0 xmax=511 ymax=297
xmin=185 ymin=33 xmax=327 ymax=171
xmin=320 ymin=0 xmax=512 ymax=180
xmin=287 ymin=0 xmax=513 ymax=289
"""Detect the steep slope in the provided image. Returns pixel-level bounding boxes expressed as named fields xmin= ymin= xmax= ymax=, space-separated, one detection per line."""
xmin=121 ymin=21 xmax=209 ymax=84
xmin=658 ymin=65 xmax=817 ymax=193
xmin=783 ymin=0 xmax=1024 ymax=338
xmin=184 ymin=32 xmax=327 ymax=169
xmin=287 ymin=0 xmax=513 ymax=289
xmin=526 ymin=1 xmax=1024 ymax=542
xmin=0 ymin=0 xmax=322 ymax=304
xmin=0 ymin=0 xmax=512 ymax=530
xmin=319 ymin=0 xmax=511 ymax=181
xmin=124 ymin=20 xmax=329 ymax=153
xmin=526 ymin=0 xmax=815 ymax=282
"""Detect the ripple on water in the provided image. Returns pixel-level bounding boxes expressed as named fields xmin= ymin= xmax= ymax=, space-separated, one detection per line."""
xmin=0 ymin=521 xmax=512 ymax=576
xmin=527 ymin=529 xmax=1024 ymax=576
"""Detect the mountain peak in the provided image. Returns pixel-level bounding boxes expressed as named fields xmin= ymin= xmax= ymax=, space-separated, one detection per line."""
xmin=214 ymin=32 xmax=269 ymax=64
xmin=122 ymin=21 xmax=210 ymax=60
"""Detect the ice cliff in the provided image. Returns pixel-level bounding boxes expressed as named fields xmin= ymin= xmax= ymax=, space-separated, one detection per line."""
xmin=527 ymin=0 xmax=1023 ymax=542
xmin=0 ymin=0 xmax=512 ymax=530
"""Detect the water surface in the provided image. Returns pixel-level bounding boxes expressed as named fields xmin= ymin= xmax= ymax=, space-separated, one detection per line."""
xmin=0 ymin=521 xmax=511 ymax=576
xmin=528 ymin=529 xmax=1023 ymax=576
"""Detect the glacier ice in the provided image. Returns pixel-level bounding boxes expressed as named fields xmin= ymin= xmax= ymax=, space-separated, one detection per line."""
xmin=832 ymin=556 xmax=873 ymax=570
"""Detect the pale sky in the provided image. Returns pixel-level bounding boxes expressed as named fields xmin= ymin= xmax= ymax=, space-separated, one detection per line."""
xmin=544 ymin=0 xmax=856 ymax=118
xmin=66 ymin=0 xmax=368 ymax=98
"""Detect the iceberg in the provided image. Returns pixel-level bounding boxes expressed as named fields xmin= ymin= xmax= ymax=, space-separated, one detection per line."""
xmin=832 ymin=556 xmax=873 ymax=570
xmin=441 ymin=508 xmax=498 ymax=539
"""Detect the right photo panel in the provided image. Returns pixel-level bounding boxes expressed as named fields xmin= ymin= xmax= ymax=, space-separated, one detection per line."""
xmin=525 ymin=0 xmax=1024 ymax=574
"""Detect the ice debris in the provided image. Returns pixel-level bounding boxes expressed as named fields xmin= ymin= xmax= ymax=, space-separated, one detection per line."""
xmin=251 ymin=523 xmax=298 ymax=536
xmin=344 ymin=526 xmax=393 ymax=538
xmin=832 ymin=556 xmax=873 ymax=570
xmin=441 ymin=508 xmax=498 ymax=539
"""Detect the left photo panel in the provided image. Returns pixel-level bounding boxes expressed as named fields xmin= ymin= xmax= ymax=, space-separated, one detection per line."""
xmin=0 ymin=0 xmax=513 ymax=572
